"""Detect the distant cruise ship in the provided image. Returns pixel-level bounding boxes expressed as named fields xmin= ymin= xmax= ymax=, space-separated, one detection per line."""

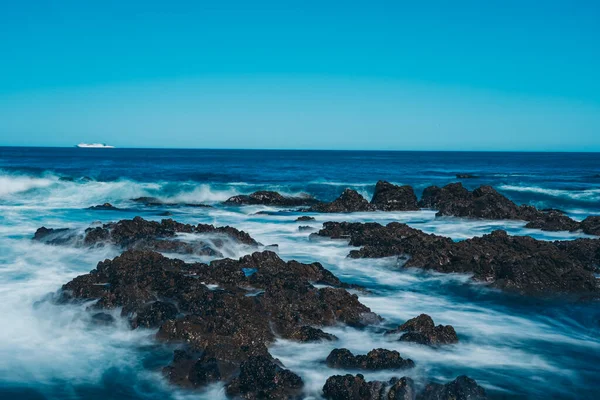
xmin=76 ymin=143 xmax=115 ymax=148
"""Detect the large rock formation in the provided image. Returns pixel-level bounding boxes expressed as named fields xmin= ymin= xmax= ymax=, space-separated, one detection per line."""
xmin=314 ymin=221 xmax=600 ymax=295
xmin=57 ymin=249 xmax=380 ymax=393
xmin=225 ymin=191 xmax=320 ymax=207
xmin=418 ymin=183 xmax=594 ymax=234
xmin=370 ymin=181 xmax=419 ymax=211
xmin=310 ymin=189 xmax=375 ymax=213
xmin=385 ymin=314 xmax=458 ymax=346
xmin=325 ymin=348 xmax=414 ymax=370
xmin=33 ymin=216 xmax=258 ymax=256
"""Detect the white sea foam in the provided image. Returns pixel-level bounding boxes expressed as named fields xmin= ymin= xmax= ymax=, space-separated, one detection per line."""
xmin=499 ymin=184 xmax=600 ymax=202
xmin=0 ymin=174 xmax=56 ymax=197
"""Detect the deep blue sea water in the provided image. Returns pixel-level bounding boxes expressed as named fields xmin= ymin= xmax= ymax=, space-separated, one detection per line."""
xmin=0 ymin=147 xmax=599 ymax=399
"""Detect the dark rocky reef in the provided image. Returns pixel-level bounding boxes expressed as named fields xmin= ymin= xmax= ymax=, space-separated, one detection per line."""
xmin=323 ymin=374 xmax=415 ymax=400
xmin=310 ymin=189 xmax=375 ymax=213
xmin=296 ymin=215 xmax=316 ymax=222
xmin=33 ymin=216 xmax=258 ymax=256
xmin=322 ymin=374 xmax=486 ymax=400
xmin=314 ymin=221 xmax=600 ymax=295
xmin=58 ymin=249 xmax=379 ymax=393
xmin=456 ymin=174 xmax=478 ymax=179
xmin=370 ymin=181 xmax=419 ymax=211
xmin=417 ymin=182 xmax=598 ymax=234
xmin=225 ymin=191 xmax=320 ymax=207
xmin=325 ymin=348 xmax=414 ymax=370
xmin=87 ymin=202 xmax=120 ymax=211
xmin=418 ymin=376 xmax=487 ymax=400
xmin=386 ymin=314 xmax=458 ymax=346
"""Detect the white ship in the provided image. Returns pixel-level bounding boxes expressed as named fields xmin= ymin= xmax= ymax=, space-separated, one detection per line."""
xmin=76 ymin=143 xmax=115 ymax=148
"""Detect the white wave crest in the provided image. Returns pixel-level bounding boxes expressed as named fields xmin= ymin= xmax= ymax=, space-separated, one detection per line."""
xmin=499 ymin=185 xmax=600 ymax=202
xmin=0 ymin=174 xmax=56 ymax=197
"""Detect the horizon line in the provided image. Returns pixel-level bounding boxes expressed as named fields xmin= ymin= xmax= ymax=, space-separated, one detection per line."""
xmin=0 ymin=145 xmax=599 ymax=154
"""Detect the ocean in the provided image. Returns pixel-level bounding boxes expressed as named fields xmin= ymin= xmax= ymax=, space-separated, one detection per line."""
xmin=0 ymin=147 xmax=599 ymax=399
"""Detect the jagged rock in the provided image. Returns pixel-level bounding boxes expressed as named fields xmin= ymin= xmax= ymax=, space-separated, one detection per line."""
xmin=326 ymin=348 xmax=414 ymax=370
xmin=225 ymin=355 xmax=304 ymax=399
xmin=554 ymin=238 xmax=600 ymax=272
xmin=580 ymin=216 xmax=600 ymax=236
xmin=315 ymin=221 xmax=600 ymax=295
xmin=58 ymin=249 xmax=379 ymax=390
xmin=225 ymin=191 xmax=320 ymax=207
xmin=386 ymin=314 xmax=458 ymax=346
xmin=525 ymin=210 xmax=581 ymax=232
xmin=288 ymin=326 xmax=337 ymax=342
xmin=34 ymin=217 xmax=258 ymax=256
xmin=296 ymin=216 xmax=316 ymax=222
xmin=87 ymin=202 xmax=120 ymax=211
xmin=370 ymin=181 xmax=419 ymax=211
xmin=310 ymin=189 xmax=375 ymax=213
xmin=33 ymin=227 xmax=77 ymax=245
xmin=322 ymin=374 xmax=415 ymax=400
xmin=418 ymin=183 xmax=585 ymax=233
xmin=417 ymin=376 xmax=487 ymax=400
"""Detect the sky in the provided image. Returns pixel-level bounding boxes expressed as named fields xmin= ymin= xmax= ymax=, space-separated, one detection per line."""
xmin=0 ymin=0 xmax=599 ymax=151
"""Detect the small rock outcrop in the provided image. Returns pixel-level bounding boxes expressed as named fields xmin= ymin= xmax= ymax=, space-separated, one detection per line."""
xmin=310 ymin=189 xmax=375 ymax=213
xmin=296 ymin=215 xmax=316 ymax=222
xmin=33 ymin=217 xmax=259 ymax=256
xmin=417 ymin=376 xmax=487 ymax=400
xmin=325 ymin=348 xmax=414 ymax=370
xmin=225 ymin=191 xmax=320 ymax=207
xmin=322 ymin=374 xmax=415 ymax=400
xmin=386 ymin=314 xmax=458 ymax=346
xmin=370 ymin=181 xmax=419 ymax=211
xmin=87 ymin=202 xmax=119 ymax=211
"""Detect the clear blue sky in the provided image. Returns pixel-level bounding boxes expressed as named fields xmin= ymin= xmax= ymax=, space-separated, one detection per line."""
xmin=1 ymin=0 xmax=599 ymax=150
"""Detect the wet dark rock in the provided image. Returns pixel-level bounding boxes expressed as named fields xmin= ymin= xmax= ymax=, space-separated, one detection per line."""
xmin=418 ymin=183 xmax=585 ymax=233
xmin=323 ymin=374 xmax=415 ymax=400
xmin=310 ymin=189 xmax=375 ymax=213
xmin=33 ymin=227 xmax=77 ymax=245
xmin=225 ymin=355 xmax=304 ymax=399
xmin=90 ymin=312 xmax=115 ymax=326
xmin=298 ymin=225 xmax=315 ymax=232
xmin=288 ymin=326 xmax=337 ymax=342
xmin=524 ymin=210 xmax=580 ymax=232
xmin=225 ymin=191 xmax=320 ymax=207
xmin=296 ymin=215 xmax=316 ymax=222
xmin=87 ymin=202 xmax=119 ymax=211
xmin=315 ymin=221 xmax=600 ymax=295
xmin=35 ymin=216 xmax=258 ymax=256
xmin=554 ymin=238 xmax=600 ymax=272
xmin=456 ymin=174 xmax=478 ymax=179
xmin=580 ymin=216 xmax=600 ymax=236
xmin=417 ymin=376 xmax=487 ymax=400
xmin=326 ymin=348 xmax=414 ymax=370
xmin=59 ymin=249 xmax=379 ymax=390
xmin=131 ymin=301 xmax=179 ymax=329
xmin=370 ymin=181 xmax=419 ymax=211
xmin=386 ymin=314 xmax=458 ymax=346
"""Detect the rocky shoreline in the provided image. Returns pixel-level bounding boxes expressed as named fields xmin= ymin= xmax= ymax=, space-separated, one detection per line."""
xmin=31 ymin=179 xmax=600 ymax=398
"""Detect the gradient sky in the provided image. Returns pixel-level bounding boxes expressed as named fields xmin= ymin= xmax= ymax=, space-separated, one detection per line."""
xmin=1 ymin=0 xmax=599 ymax=150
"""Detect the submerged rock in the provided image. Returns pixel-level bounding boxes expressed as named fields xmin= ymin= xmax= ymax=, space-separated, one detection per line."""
xmin=326 ymin=348 xmax=414 ymax=370
xmin=456 ymin=173 xmax=478 ymax=179
xmin=32 ymin=227 xmax=76 ymax=245
xmin=87 ymin=202 xmax=120 ymax=211
xmin=315 ymin=221 xmax=600 ymax=295
xmin=370 ymin=181 xmax=419 ymax=211
xmin=296 ymin=215 xmax=316 ymax=222
xmin=417 ymin=376 xmax=487 ymax=400
xmin=225 ymin=191 xmax=320 ymax=207
xmin=386 ymin=314 xmax=458 ymax=346
xmin=322 ymin=374 xmax=415 ymax=400
xmin=310 ymin=189 xmax=375 ymax=213
xmin=58 ymin=249 xmax=379 ymax=391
